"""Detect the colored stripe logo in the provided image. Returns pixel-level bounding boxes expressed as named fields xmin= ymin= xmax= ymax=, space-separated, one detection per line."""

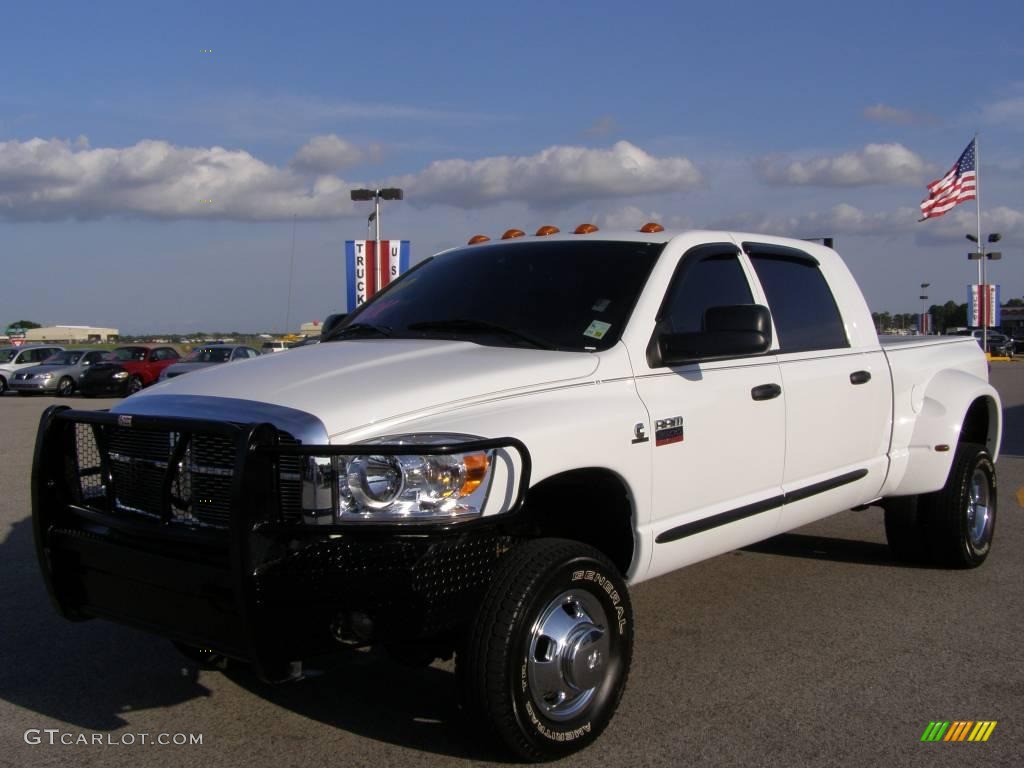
xmin=920 ymin=721 xmax=997 ymax=742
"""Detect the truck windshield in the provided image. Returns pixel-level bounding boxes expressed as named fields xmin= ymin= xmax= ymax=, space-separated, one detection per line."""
xmin=332 ymin=240 xmax=663 ymax=352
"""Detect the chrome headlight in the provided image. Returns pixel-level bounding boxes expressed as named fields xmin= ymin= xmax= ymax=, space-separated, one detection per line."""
xmin=112 ymin=370 xmax=129 ymax=380
xmin=34 ymin=373 xmax=53 ymax=381
xmin=301 ymin=434 xmax=515 ymax=525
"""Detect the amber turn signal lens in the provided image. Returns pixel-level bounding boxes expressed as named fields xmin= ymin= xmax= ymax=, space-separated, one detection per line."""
xmin=501 ymin=229 xmax=526 ymax=239
xmin=459 ymin=453 xmax=490 ymax=496
xmin=574 ymin=223 xmax=599 ymax=234
xmin=639 ymin=222 xmax=664 ymax=233
xmin=535 ymin=225 xmax=560 ymax=236
xmin=468 ymin=234 xmax=490 ymax=245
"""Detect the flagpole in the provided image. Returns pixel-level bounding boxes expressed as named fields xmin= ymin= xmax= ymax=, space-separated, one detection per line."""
xmin=975 ymin=134 xmax=987 ymax=352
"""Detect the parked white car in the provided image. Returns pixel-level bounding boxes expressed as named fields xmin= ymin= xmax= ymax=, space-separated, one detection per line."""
xmin=33 ymin=228 xmax=1001 ymax=760
xmin=0 ymin=345 xmax=64 ymax=394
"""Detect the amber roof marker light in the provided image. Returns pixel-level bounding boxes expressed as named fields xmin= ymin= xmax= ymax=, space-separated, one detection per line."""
xmin=574 ymin=223 xmax=599 ymax=234
xmin=468 ymin=234 xmax=491 ymax=245
xmin=535 ymin=225 xmax=560 ymax=236
xmin=640 ymin=222 xmax=664 ymax=233
xmin=501 ymin=229 xmax=526 ymax=240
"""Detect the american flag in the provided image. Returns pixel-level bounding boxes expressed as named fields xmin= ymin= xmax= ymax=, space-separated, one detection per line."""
xmin=919 ymin=139 xmax=977 ymax=220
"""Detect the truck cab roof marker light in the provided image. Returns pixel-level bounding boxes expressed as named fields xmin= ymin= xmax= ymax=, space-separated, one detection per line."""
xmin=468 ymin=234 xmax=490 ymax=245
xmin=640 ymin=222 xmax=664 ymax=233
xmin=574 ymin=223 xmax=599 ymax=234
xmin=501 ymin=229 xmax=526 ymax=240
xmin=535 ymin=225 xmax=560 ymax=236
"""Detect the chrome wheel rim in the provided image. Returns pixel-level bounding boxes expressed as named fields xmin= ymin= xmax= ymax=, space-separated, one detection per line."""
xmin=527 ymin=589 xmax=609 ymax=722
xmin=58 ymin=379 xmax=73 ymax=396
xmin=966 ymin=468 xmax=991 ymax=546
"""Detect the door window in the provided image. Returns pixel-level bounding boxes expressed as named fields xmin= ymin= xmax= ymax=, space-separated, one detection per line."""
xmin=660 ymin=248 xmax=754 ymax=334
xmin=748 ymin=252 xmax=848 ymax=353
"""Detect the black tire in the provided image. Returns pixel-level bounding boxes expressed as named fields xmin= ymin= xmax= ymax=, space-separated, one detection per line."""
xmin=458 ymin=539 xmax=633 ymax=761
xmin=924 ymin=442 xmax=996 ymax=568
xmin=172 ymin=642 xmax=228 ymax=670
xmin=57 ymin=377 xmax=75 ymax=397
xmin=126 ymin=375 xmax=144 ymax=396
xmin=883 ymin=496 xmax=930 ymax=564
xmin=0 ymin=376 xmax=7 ymax=395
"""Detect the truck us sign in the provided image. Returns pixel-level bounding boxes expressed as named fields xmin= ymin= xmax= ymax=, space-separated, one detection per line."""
xmin=345 ymin=240 xmax=410 ymax=309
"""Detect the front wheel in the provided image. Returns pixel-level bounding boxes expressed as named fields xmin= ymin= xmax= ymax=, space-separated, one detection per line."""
xmin=458 ymin=539 xmax=633 ymax=761
xmin=126 ymin=375 xmax=144 ymax=396
xmin=0 ymin=376 xmax=7 ymax=395
xmin=57 ymin=376 xmax=75 ymax=397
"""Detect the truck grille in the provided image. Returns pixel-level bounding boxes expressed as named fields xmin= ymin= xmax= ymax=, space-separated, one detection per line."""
xmin=71 ymin=422 xmax=300 ymax=529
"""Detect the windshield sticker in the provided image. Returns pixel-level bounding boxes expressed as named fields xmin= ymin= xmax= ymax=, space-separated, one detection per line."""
xmin=583 ymin=320 xmax=612 ymax=340
xmin=592 ymin=298 xmax=611 ymax=312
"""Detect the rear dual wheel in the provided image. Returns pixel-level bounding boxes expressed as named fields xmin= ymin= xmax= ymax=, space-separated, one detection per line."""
xmin=884 ymin=442 xmax=996 ymax=568
xmin=458 ymin=539 xmax=633 ymax=761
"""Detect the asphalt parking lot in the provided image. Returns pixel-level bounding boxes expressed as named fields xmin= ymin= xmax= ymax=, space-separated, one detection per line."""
xmin=1 ymin=367 xmax=1021 ymax=768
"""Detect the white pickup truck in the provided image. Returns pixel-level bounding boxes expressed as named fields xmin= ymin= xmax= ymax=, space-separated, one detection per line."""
xmin=32 ymin=227 xmax=1001 ymax=760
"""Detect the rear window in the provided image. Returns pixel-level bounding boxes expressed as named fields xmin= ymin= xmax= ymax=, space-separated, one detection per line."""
xmin=747 ymin=250 xmax=848 ymax=353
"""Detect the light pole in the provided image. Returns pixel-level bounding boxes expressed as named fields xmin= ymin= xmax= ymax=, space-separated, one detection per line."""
xmin=351 ymin=188 xmax=404 ymax=296
xmin=967 ymin=232 xmax=1002 ymax=352
xmin=919 ymin=283 xmax=930 ymax=334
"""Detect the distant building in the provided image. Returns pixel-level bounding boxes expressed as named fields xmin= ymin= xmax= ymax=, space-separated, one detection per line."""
xmin=1001 ymin=305 xmax=1024 ymax=333
xmin=299 ymin=320 xmax=322 ymax=336
xmin=24 ymin=325 xmax=119 ymax=343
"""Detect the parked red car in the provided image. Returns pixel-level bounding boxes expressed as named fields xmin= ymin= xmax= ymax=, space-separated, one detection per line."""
xmin=78 ymin=345 xmax=181 ymax=397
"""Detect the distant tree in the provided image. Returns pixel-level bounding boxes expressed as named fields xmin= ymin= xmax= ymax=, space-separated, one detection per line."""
xmin=1005 ymin=298 xmax=1024 ymax=307
xmin=5 ymin=320 xmax=41 ymax=334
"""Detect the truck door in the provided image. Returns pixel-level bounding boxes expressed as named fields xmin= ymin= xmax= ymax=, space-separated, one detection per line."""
xmin=744 ymin=243 xmax=892 ymax=530
xmin=636 ymin=244 xmax=786 ymax=581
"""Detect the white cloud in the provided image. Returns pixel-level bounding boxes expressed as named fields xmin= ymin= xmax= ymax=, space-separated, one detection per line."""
xmin=598 ymin=205 xmax=663 ymax=230
xmin=915 ymin=204 xmax=1024 ymax=245
xmin=290 ymin=134 xmax=373 ymax=174
xmin=0 ymin=137 xmax=356 ymax=221
xmin=982 ymin=97 xmax=1024 ymax=127
xmin=391 ymin=141 xmax=703 ymax=208
xmin=755 ymin=143 xmax=932 ymax=186
xmin=863 ymin=103 xmax=937 ymax=125
xmin=0 ymin=137 xmax=702 ymax=221
xmin=710 ymin=203 xmax=917 ymax=238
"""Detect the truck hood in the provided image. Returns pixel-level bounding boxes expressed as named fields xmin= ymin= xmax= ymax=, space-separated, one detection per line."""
xmin=123 ymin=339 xmax=600 ymax=439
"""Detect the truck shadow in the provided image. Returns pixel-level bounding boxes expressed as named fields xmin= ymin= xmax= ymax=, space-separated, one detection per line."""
xmin=0 ymin=518 xmax=211 ymax=730
xmin=0 ymin=517 xmax=506 ymax=761
xmin=741 ymin=531 xmax=907 ymax=567
xmin=999 ymin=404 xmax=1024 ymax=458
xmin=223 ymin=653 xmax=510 ymax=762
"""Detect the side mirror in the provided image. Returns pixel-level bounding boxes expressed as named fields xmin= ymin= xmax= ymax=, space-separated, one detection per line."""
xmin=657 ymin=304 xmax=772 ymax=366
xmin=321 ymin=312 xmax=348 ymax=338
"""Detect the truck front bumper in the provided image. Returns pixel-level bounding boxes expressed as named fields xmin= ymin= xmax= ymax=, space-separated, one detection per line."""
xmin=32 ymin=406 xmax=529 ymax=681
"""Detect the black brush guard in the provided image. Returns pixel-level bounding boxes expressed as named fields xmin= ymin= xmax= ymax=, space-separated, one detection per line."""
xmin=32 ymin=405 xmax=531 ymax=681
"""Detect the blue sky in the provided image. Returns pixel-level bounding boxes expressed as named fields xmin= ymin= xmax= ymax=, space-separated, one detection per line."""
xmin=2 ymin=0 xmax=1022 ymax=333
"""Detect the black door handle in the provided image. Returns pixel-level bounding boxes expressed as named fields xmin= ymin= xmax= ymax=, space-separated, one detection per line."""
xmin=751 ymin=383 xmax=782 ymax=401
xmin=850 ymin=370 xmax=871 ymax=385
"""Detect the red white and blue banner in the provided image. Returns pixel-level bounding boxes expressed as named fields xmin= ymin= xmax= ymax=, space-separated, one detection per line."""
xmin=968 ymin=283 xmax=1000 ymax=328
xmin=345 ymin=240 xmax=410 ymax=310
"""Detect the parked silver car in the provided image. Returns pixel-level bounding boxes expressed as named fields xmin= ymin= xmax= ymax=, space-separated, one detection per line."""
xmin=159 ymin=343 xmax=260 ymax=381
xmin=0 ymin=345 xmax=65 ymax=394
xmin=10 ymin=349 xmax=110 ymax=396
